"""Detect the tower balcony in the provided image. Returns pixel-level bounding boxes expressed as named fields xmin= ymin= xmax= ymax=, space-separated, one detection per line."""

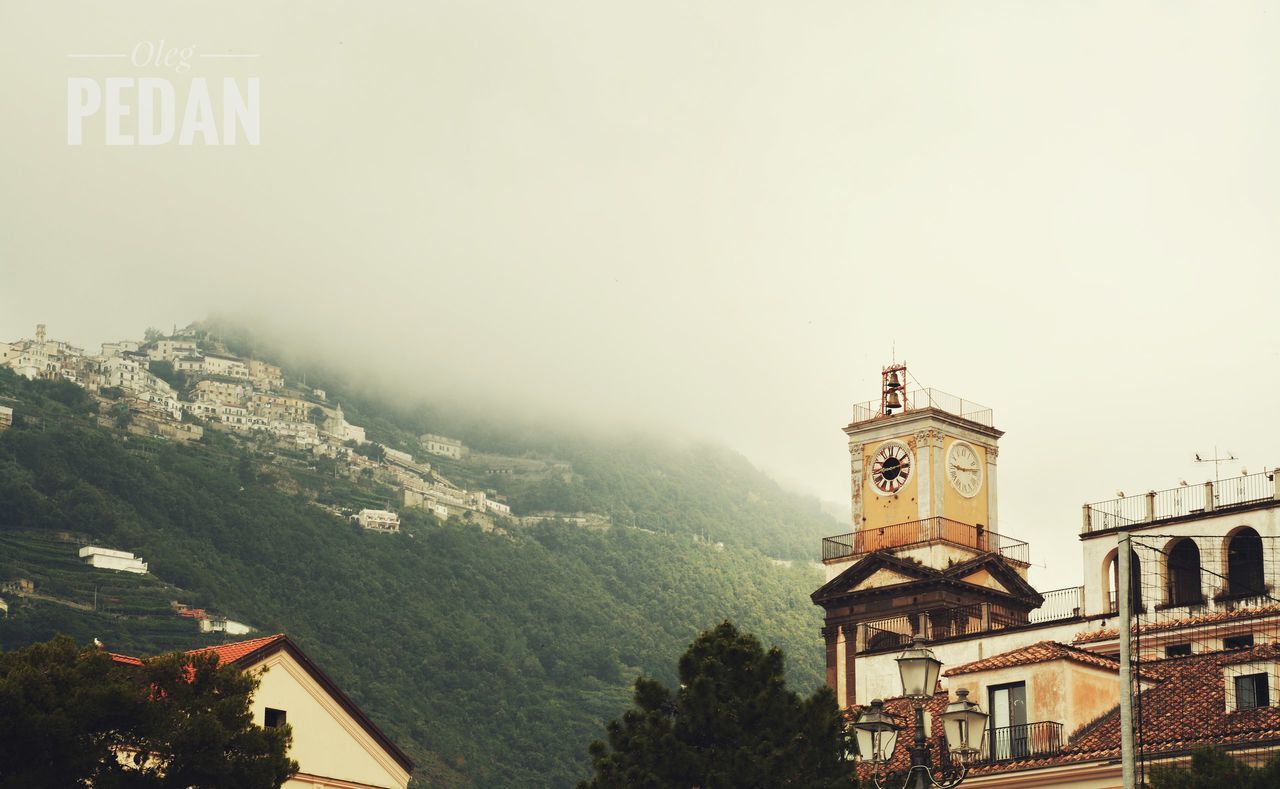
xmin=821 ymin=516 xmax=1030 ymax=567
xmin=849 ymin=387 xmax=993 ymax=428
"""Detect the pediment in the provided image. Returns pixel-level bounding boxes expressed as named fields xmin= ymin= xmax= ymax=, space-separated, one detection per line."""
xmin=956 ymin=568 xmax=1011 ymax=594
xmin=849 ymin=567 xmax=919 ymax=592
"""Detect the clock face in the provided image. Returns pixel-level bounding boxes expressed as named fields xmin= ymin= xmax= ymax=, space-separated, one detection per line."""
xmin=870 ymin=441 xmax=912 ymax=495
xmin=946 ymin=441 xmax=983 ymax=498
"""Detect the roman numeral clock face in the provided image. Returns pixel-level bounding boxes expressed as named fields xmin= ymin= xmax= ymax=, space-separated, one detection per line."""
xmin=946 ymin=441 xmax=983 ymax=498
xmin=870 ymin=441 xmax=912 ymax=494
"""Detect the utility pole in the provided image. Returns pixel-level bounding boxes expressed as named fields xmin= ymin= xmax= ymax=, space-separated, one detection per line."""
xmin=1117 ymin=533 xmax=1136 ymax=789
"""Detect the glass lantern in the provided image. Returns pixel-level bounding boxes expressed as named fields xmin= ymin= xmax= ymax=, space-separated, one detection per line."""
xmin=940 ymin=688 xmax=988 ymax=761
xmin=895 ymin=638 xmax=943 ymax=699
xmin=853 ymin=699 xmax=901 ymax=764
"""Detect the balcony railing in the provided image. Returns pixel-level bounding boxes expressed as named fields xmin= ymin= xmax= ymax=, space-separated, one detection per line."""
xmin=850 ymin=387 xmax=993 ymax=428
xmin=1028 ymin=586 xmax=1084 ymax=624
xmin=937 ymin=721 xmax=1065 ymax=766
xmin=1083 ymin=470 xmax=1280 ymax=534
xmin=822 ymin=517 xmax=1030 ymax=566
xmin=860 ymin=604 xmax=1032 ymax=653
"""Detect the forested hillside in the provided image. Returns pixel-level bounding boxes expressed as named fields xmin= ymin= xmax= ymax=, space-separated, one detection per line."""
xmin=0 ymin=364 xmax=837 ymax=787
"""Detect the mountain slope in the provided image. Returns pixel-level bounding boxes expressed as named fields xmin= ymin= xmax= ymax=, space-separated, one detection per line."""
xmin=0 ymin=363 xmax=834 ymax=787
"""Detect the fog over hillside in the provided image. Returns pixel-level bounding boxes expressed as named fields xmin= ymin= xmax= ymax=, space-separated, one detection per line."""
xmin=4 ymin=2 xmax=1280 ymax=591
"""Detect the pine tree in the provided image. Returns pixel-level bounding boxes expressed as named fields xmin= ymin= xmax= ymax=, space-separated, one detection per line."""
xmin=580 ymin=621 xmax=856 ymax=789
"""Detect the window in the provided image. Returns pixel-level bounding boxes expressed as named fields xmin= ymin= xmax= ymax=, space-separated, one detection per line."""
xmin=1165 ymin=643 xmax=1192 ymax=657
xmin=264 ymin=708 xmax=287 ymax=729
xmin=1235 ymin=673 xmax=1269 ymax=710
xmin=1226 ymin=528 xmax=1265 ymax=598
xmin=1166 ymin=539 xmax=1202 ymax=606
xmin=1225 ymin=634 xmax=1255 ymax=650
xmin=988 ymin=682 xmax=1028 ymax=761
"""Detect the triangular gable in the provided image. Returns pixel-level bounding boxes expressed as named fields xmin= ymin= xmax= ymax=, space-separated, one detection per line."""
xmin=940 ymin=553 xmax=1044 ymax=604
xmin=812 ymin=552 xmax=940 ymax=604
xmin=851 ymin=567 xmax=919 ymax=592
xmin=956 ymin=568 xmax=1012 ymax=594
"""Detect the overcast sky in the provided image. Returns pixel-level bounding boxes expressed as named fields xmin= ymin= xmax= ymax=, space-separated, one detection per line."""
xmin=2 ymin=2 xmax=1278 ymax=590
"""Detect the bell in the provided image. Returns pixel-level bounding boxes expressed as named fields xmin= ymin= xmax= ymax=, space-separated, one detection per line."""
xmin=885 ymin=391 xmax=902 ymax=410
xmin=885 ymin=370 xmax=902 ymax=390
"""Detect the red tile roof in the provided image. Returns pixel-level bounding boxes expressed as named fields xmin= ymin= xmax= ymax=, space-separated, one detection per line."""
xmin=187 ymin=633 xmax=287 ymax=666
xmin=109 ymin=652 xmax=144 ymax=666
xmin=1074 ymin=604 xmax=1280 ymax=644
xmin=944 ymin=640 xmax=1122 ymax=677
xmin=857 ymin=640 xmax=1280 ymax=779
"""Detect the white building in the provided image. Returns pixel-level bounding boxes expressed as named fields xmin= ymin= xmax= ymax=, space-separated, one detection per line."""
xmin=147 ymin=340 xmax=199 ymax=362
xmin=321 ymin=404 xmax=366 ymax=444
xmin=202 ymin=353 xmax=250 ymax=379
xmin=199 ymin=617 xmax=255 ymax=636
xmin=100 ymin=340 xmax=141 ymax=358
xmin=420 ymin=434 xmax=466 ymax=459
xmin=355 ymin=509 xmax=400 ymax=533
xmin=79 ymin=546 xmax=148 ymax=574
xmin=0 ymin=406 xmax=12 ymax=429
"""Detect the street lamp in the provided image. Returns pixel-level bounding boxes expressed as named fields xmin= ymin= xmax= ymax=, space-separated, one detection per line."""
xmin=852 ymin=638 xmax=988 ymax=789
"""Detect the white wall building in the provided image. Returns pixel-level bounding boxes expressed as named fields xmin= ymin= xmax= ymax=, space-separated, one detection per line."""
xmin=420 ymin=434 xmax=466 ymax=459
xmin=355 ymin=509 xmax=400 ymax=533
xmin=79 ymin=546 xmax=148 ymax=574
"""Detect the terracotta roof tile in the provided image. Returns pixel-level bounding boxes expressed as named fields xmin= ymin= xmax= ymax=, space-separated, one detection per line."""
xmin=186 ymin=634 xmax=287 ymax=666
xmin=857 ymin=641 xmax=1280 ymax=778
xmin=1074 ymin=604 xmax=1280 ymax=644
xmin=944 ymin=640 xmax=1122 ymax=676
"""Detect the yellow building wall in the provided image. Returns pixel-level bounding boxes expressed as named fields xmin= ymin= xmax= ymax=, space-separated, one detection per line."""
xmin=860 ymin=436 xmax=922 ymax=529
xmin=246 ymin=652 xmax=411 ymax=789
xmin=940 ymin=437 xmax=990 ymax=527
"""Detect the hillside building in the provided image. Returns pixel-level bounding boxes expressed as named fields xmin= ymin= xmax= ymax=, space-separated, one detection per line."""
xmin=80 ymin=546 xmax=148 ymax=574
xmin=420 ymin=434 xmax=465 ymax=459
xmin=819 ymin=365 xmax=1280 ymax=785
xmin=355 ymin=509 xmax=400 ymax=533
xmin=0 ymin=406 xmax=11 ymax=429
xmin=111 ymin=634 xmax=413 ymax=789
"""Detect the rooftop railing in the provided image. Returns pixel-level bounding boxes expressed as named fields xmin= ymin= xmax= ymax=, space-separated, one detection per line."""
xmin=1082 ymin=470 xmax=1280 ymax=534
xmin=849 ymin=387 xmax=993 ymax=428
xmin=1028 ymin=586 xmax=1084 ymax=624
xmin=822 ymin=516 xmax=1030 ymax=566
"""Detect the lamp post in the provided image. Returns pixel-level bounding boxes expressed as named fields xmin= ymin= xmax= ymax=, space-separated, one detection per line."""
xmin=853 ymin=638 xmax=988 ymax=789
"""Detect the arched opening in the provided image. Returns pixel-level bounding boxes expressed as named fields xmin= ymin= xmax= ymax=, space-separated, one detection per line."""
xmin=1166 ymin=538 xmax=1202 ymax=606
xmin=1226 ymin=527 xmax=1265 ymax=598
xmin=1106 ymin=549 xmax=1143 ymax=612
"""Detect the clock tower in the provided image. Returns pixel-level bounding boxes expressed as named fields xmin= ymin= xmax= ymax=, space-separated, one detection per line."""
xmin=847 ymin=363 xmax=1004 ymax=540
xmin=813 ymin=365 xmax=1039 ymax=708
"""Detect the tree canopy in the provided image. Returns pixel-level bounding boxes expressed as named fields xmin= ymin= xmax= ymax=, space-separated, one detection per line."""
xmin=0 ymin=635 xmax=297 ymax=789
xmin=579 ymin=621 xmax=854 ymax=789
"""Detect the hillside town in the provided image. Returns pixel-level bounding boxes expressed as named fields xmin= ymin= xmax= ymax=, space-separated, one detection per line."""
xmin=0 ymin=324 xmax=556 ymax=531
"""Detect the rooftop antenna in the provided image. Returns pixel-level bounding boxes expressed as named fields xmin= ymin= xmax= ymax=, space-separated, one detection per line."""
xmin=1194 ymin=446 xmax=1236 ymax=483
xmin=881 ymin=361 xmax=906 ymax=416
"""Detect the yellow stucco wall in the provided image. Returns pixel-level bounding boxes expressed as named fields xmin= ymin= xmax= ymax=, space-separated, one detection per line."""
xmin=941 ymin=437 xmax=989 ymax=526
xmin=245 ymin=653 xmax=411 ymax=789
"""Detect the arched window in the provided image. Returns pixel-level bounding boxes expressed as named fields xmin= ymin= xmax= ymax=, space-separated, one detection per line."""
xmin=1108 ymin=549 xmax=1143 ymax=612
xmin=1166 ymin=539 xmax=1202 ymax=606
xmin=1227 ymin=528 xmax=1265 ymax=598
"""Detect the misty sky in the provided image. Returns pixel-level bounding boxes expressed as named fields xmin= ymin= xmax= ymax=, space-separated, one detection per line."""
xmin=2 ymin=2 xmax=1278 ymax=591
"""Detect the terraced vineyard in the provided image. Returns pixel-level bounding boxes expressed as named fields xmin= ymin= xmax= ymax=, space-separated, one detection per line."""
xmin=0 ymin=530 xmax=231 ymax=654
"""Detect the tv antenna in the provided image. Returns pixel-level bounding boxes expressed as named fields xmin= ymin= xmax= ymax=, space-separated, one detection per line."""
xmin=1194 ymin=447 xmax=1236 ymax=483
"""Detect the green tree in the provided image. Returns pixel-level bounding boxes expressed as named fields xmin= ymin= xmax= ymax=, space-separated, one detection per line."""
xmin=579 ymin=621 xmax=854 ymax=789
xmin=1149 ymin=747 xmax=1280 ymax=789
xmin=0 ymin=635 xmax=297 ymax=789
